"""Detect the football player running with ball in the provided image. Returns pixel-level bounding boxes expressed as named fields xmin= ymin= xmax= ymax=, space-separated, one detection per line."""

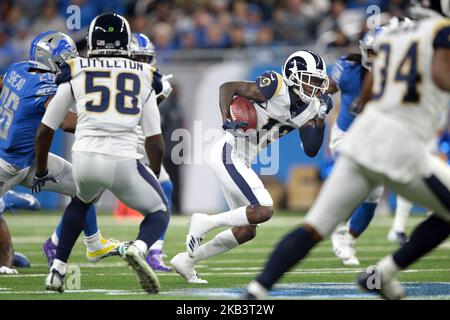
xmin=244 ymin=0 xmax=450 ymax=300
xmin=171 ymin=50 xmax=333 ymax=283
xmin=35 ymin=13 xmax=170 ymax=294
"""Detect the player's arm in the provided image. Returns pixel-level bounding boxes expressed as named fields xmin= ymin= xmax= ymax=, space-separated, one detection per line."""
xmin=432 ymin=48 xmax=450 ymax=91
xmin=357 ymin=70 xmax=374 ymax=112
xmin=0 ymin=75 xmax=3 ymax=92
xmin=35 ymin=82 xmax=74 ymax=178
xmin=219 ymin=81 xmax=267 ymax=121
xmin=44 ymin=97 xmax=77 ymax=133
xmin=299 ymin=118 xmax=325 ymax=158
xmin=142 ymin=90 xmax=164 ymax=177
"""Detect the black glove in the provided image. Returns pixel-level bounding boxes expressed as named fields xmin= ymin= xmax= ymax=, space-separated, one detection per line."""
xmin=31 ymin=171 xmax=58 ymax=194
xmin=222 ymin=119 xmax=248 ymax=136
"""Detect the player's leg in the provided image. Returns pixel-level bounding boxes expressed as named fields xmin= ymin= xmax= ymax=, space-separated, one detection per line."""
xmin=387 ymin=195 xmax=412 ymax=245
xmin=110 ymin=159 xmax=170 ymax=293
xmin=0 ymin=214 xmax=16 ymax=274
xmin=147 ymin=165 xmax=173 ymax=272
xmin=186 ymin=141 xmax=273 ymax=257
xmin=358 ymin=156 xmax=450 ymax=299
xmin=45 ymin=152 xmax=107 ymax=292
xmin=244 ymin=156 xmax=376 ymax=299
xmin=331 ymin=187 xmax=382 ymax=265
xmin=171 ymin=189 xmax=249 ymax=284
xmin=25 ymin=153 xmax=118 ymax=266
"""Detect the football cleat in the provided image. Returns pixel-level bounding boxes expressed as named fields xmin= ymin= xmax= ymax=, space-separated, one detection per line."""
xmin=357 ymin=271 xmax=406 ymax=300
xmin=387 ymin=229 xmax=409 ymax=246
xmin=85 ymin=238 xmax=122 ymax=263
xmin=45 ymin=269 xmax=65 ymax=293
xmin=146 ymin=249 xmax=173 ymax=272
xmin=242 ymin=281 xmax=269 ymax=300
xmin=0 ymin=266 xmax=18 ymax=275
xmin=123 ymin=244 xmax=160 ymax=294
xmin=43 ymin=238 xmax=57 ymax=268
xmin=186 ymin=213 xmax=210 ymax=258
xmin=331 ymin=226 xmax=360 ymax=266
xmin=13 ymin=252 xmax=30 ymax=268
xmin=2 ymin=190 xmax=41 ymax=212
xmin=170 ymin=252 xmax=208 ymax=284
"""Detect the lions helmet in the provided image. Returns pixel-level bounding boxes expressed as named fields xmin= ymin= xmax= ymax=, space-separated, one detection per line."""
xmin=359 ymin=27 xmax=384 ymax=70
xmin=29 ymin=31 xmax=78 ymax=73
xmin=409 ymin=0 xmax=450 ymax=19
xmin=87 ymin=13 xmax=131 ymax=57
xmin=130 ymin=32 xmax=156 ymax=64
xmin=282 ymin=50 xmax=329 ymax=103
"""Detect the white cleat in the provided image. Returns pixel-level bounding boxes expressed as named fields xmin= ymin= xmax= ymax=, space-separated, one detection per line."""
xmin=387 ymin=229 xmax=409 ymax=246
xmin=170 ymin=252 xmax=208 ymax=284
xmin=123 ymin=244 xmax=160 ymax=294
xmin=186 ymin=213 xmax=210 ymax=258
xmin=45 ymin=269 xmax=65 ymax=293
xmin=331 ymin=226 xmax=360 ymax=266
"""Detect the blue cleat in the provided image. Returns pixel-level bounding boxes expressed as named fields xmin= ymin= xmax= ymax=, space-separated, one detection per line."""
xmin=13 ymin=252 xmax=31 ymax=268
xmin=43 ymin=238 xmax=57 ymax=268
xmin=2 ymin=191 xmax=41 ymax=212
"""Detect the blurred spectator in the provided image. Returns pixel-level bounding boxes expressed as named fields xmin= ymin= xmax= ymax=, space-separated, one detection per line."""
xmin=0 ymin=25 xmax=16 ymax=74
xmin=152 ymin=22 xmax=176 ymax=50
xmin=228 ymin=24 xmax=246 ymax=48
xmin=256 ymin=24 xmax=275 ymax=47
xmin=32 ymin=1 xmax=67 ymax=36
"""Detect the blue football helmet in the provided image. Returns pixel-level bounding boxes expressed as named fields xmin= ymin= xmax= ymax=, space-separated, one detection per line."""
xmin=29 ymin=31 xmax=78 ymax=73
xmin=130 ymin=32 xmax=156 ymax=64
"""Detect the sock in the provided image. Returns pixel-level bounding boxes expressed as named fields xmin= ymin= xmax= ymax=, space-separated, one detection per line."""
xmin=348 ymin=202 xmax=377 ymax=236
xmin=51 ymin=259 xmax=67 ymax=275
xmin=207 ymin=206 xmax=249 ymax=230
xmin=133 ymin=239 xmax=148 ymax=254
xmin=83 ymin=205 xmax=99 ymax=237
xmin=51 ymin=231 xmax=59 ymax=246
xmin=393 ymin=196 xmax=413 ymax=233
xmin=256 ymin=227 xmax=317 ymax=290
xmin=377 ymin=255 xmax=400 ymax=281
xmin=0 ymin=198 xmax=5 ymax=213
xmin=160 ymin=180 xmax=173 ymax=210
xmin=136 ymin=210 xmax=170 ymax=250
xmin=55 ymin=205 xmax=99 ymax=241
xmin=192 ymin=229 xmax=239 ymax=262
xmin=84 ymin=231 xmax=104 ymax=252
xmin=393 ymin=215 xmax=450 ymax=269
xmin=55 ymin=198 xmax=91 ymax=263
xmin=150 ymin=239 xmax=164 ymax=251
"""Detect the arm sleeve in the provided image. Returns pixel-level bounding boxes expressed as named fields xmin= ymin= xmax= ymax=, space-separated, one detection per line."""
xmin=141 ymin=90 xmax=162 ymax=137
xmin=152 ymin=70 xmax=164 ymax=96
xmin=42 ymin=82 xmax=74 ymax=130
xmin=299 ymin=124 xmax=325 ymax=158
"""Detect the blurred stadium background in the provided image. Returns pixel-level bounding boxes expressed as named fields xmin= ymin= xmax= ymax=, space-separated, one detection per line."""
xmin=1 ymin=0 xmax=449 ymax=215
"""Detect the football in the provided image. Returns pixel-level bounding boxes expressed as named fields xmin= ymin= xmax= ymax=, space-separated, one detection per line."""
xmin=229 ymin=96 xmax=257 ymax=132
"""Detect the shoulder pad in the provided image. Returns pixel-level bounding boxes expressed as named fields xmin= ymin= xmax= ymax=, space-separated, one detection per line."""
xmin=256 ymin=71 xmax=284 ymax=100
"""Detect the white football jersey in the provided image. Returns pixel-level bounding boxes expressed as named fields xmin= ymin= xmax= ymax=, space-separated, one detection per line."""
xmin=367 ymin=17 xmax=450 ymax=143
xmin=238 ymin=70 xmax=323 ymax=160
xmin=342 ymin=17 xmax=450 ymax=183
xmin=64 ymin=57 xmax=160 ymax=158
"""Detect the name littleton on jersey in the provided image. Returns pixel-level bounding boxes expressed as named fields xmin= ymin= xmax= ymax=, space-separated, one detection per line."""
xmin=78 ymin=58 xmax=144 ymax=71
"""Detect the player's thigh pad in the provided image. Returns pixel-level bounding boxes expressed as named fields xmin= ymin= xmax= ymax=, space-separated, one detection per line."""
xmin=304 ymin=156 xmax=377 ymax=237
xmin=208 ymin=139 xmax=273 ymax=207
xmin=23 ymin=153 xmax=77 ymax=197
xmin=384 ymin=155 xmax=450 ymax=222
xmin=110 ymin=159 xmax=168 ymax=214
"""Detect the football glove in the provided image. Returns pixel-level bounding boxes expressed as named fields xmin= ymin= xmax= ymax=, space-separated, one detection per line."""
xmin=222 ymin=119 xmax=248 ymax=137
xmin=317 ymin=94 xmax=333 ymax=120
xmin=31 ymin=171 xmax=58 ymax=194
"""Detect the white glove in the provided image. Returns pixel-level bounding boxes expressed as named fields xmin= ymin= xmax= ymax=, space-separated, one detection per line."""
xmin=0 ymin=266 xmax=18 ymax=275
xmin=157 ymin=74 xmax=173 ymax=99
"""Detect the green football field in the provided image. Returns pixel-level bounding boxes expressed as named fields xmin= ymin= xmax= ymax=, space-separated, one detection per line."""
xmin=1 ymin=211 xmax=449 ymax=300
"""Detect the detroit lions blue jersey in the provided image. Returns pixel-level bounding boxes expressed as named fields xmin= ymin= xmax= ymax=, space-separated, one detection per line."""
xmin=0 ymin=61 xmax=57 ymax=169
xmin=330 ymin=56 xmax=365 ymax=132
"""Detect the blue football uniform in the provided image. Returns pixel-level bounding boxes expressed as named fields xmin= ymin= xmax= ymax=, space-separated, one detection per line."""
xmin=0 ymin=61 xmax=56 ymax=169
xmin=330 ymin=55 xmax=366 ymax=132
